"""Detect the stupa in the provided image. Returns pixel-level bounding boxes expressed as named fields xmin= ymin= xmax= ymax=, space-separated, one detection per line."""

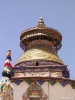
xmin=11 ymin=17 xmax=75 ymax=100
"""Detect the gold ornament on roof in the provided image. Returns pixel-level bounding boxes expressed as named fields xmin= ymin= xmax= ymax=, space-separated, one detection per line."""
xmin=37 ymin=17 xmax=45 ymax=28
xmin=15 ymin=46 xmax=64 ymax=65
xmin=15 ymin=17 xmax=64 ymax=66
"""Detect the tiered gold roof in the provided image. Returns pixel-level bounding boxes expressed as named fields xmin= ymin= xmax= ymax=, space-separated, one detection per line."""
xmin=15 ymin=17 xmax=64 ymax=66
xmin=20 ymin=17 xmax=62 ymax=44
xmin=15 ymin=46 xmax=64 ymax=65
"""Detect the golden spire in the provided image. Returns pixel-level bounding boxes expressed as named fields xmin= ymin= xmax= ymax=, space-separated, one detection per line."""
xmin=37 ymin=17 xmax=45 ymax=28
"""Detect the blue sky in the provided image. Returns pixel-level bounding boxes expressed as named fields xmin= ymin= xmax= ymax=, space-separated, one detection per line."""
xmin=0 ymin=0 xmax=75 ymax=79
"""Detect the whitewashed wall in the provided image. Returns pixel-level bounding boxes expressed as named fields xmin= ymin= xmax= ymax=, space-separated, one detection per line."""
xmin=49 ymin=82 xmax=75 ymax=100
xmin=12 ymin=81 xmax=75 ymax=100
xmin=12 ymin=81 xmax=29 ymax=100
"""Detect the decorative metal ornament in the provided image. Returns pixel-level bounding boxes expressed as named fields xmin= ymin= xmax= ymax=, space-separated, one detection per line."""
xmin=22 ymin=81 xmax=48 ymax=100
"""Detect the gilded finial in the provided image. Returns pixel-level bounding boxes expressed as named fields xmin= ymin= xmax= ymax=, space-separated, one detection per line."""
xmin=39 ymin=17 xmax=44 ymax=23
xmin=37 ymin=17 xmax=45 ymax=28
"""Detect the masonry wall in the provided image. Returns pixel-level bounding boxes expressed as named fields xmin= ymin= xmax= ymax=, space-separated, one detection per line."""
xmin=12 ymin=81 xmax=75 ymax=100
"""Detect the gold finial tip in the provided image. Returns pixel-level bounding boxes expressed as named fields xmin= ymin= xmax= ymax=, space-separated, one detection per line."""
xmin=39 ymin=17 xmax=44 ymax=23
xmin=40 ymin=17 xmax=43 ymax=19
xmin=37 ymin=17 xmax=45 ymax=28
